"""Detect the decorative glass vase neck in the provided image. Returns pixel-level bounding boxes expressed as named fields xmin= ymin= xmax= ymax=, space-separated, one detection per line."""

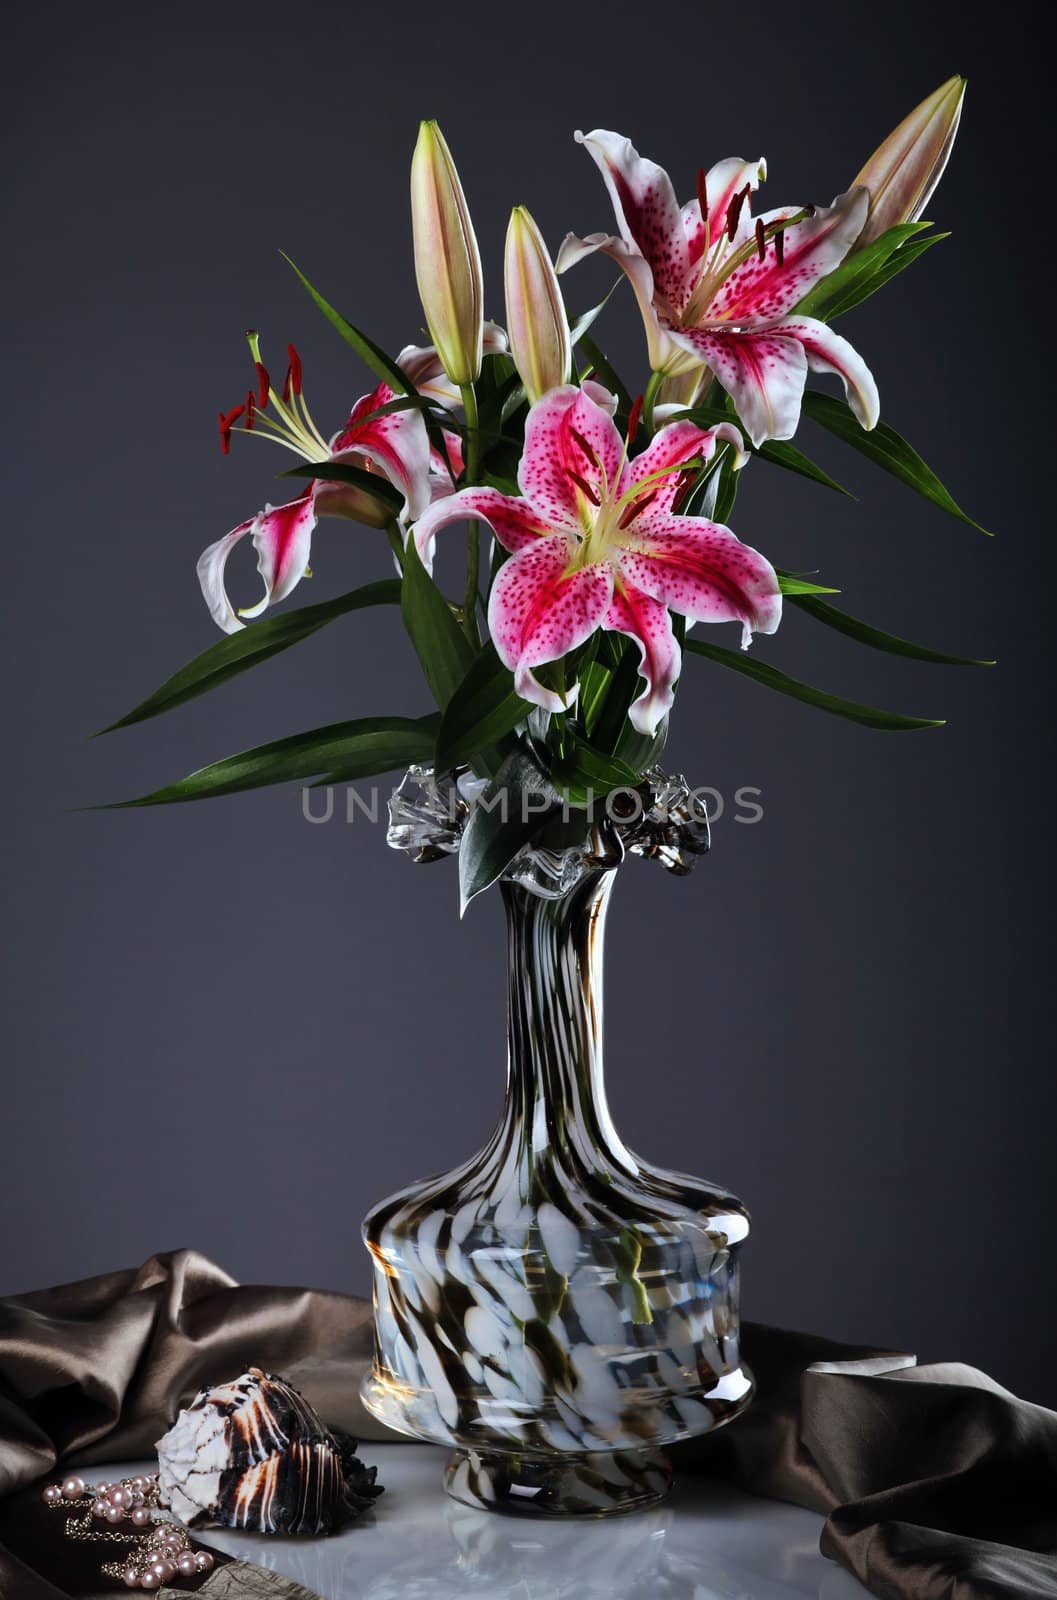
xmin=497 ymin=858 xmax=631 ymax=1189
xmin=362 ymin=771 xmax=753 ymax=1517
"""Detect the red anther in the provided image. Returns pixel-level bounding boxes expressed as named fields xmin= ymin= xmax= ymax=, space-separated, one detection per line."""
xmin=567 ymin=468 xmax=601 ymax=506
xmin=218 ymin=403 xmax=246 ymax=456
xmin=255 ymin=362 xmax=270 ymax=408
xmin=618 ymin=488 xmax=656 ymax=529
xmin=626 ymin=393 xmax=644 ymax=447
xmin=755 ymin=218 xmax=766 ymax=261
xmin=245 ymin=390 xmax=257 ymax=430
xmin=775 ymin=227 xmax=785 ymax=266
xmin=287 ymin=343 xmax=303 ymax=396
xmin=671 ymin=468 xmax=696 ymax=513
xmin=570 ymin=425 xmax=600 ymax=468
xmin=696 ymin=167 xmax=709 ymax=226
xmin=726 ymin=184 xmax=750 ymax=242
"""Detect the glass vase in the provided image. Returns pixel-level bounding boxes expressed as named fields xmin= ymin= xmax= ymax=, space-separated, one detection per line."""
xmin=361 ymin=769 xmax=753 ymax=1516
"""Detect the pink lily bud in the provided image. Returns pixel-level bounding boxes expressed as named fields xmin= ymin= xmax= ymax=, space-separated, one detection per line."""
xmin=504 ymin=206 xmax=571 ymax=405
xmin=852 ymin=75 xmax=966 ymax=249
xmin=410 ymin=121 xmax=483 ymax=387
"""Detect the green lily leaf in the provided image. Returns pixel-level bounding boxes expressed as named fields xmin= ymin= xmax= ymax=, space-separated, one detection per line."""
xmin=574 ymin=333 xmax=633 ymax=413
xmin=280 ymin=459 xmax=403 ymax=516
xmin=684 ymin=639 xmax=943 ymax=730
xmin=552 ymin=736 xmax=639 ymax=806
xmin=822 ymin=232 xmax=950 ymax=320
xmin=794 ymin=222 xmax=928 ymax=322
xmin=93 ymin=714 xmax=440 ymax=807
xmin=802 ymin=392 xmax=990 ymax=535
xmin=569 ymin=280 xmax=622 ymax=348
xmin=676 ymin=404 xmax=853 ymax=498
xmin=790 ymin=593 xmax=994 ymax=665
xmin=459 ymin=749 xmax=559 ymax=912
xmin=401 ymin=538 xmax=474 ymax=711
xmin=97 ymin=579 xmax=401 ymax=735
xmin=282 ymin=253 xmax=414 ymax=395
xmin=613 ymin=716 xmax=668 ymax=776
xmin=435 ymin=643 xmax=531 ymax=773
xmin=777 ymin=573 xmax=841 ymax=596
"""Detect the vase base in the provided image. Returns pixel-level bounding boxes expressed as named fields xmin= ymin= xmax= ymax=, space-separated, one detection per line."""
xmin=444 ymin=1446 xmax=672 ymax=1518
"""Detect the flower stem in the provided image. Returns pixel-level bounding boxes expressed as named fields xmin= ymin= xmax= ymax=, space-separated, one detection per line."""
xmin=460 ymin=382 xmax=481 ymax=647
xmin=641 ymin=370 xmax=664 ymax=437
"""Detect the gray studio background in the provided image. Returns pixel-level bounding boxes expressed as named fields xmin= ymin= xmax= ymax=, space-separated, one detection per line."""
xmin=4 ymin=2 xmax=1052 ymax=1403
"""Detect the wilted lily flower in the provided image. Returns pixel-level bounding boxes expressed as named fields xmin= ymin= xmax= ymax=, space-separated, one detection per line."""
xmin=412 ymin=383 xmax=781 ymax=733
xmin=558 ymin=130 xmax=878 ymax=448
xmin=504 ymin=206 xmax=571 ymax=404
xmin=410 ymin=121 xmax=484 ymax=388
xmin=851 ymin=76 xmax=965 ymax=249
xmin=198 ymin=335 xmax=434 ymax=633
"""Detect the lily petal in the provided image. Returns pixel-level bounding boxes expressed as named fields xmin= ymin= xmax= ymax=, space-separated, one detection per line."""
xmin=711 ymin=188 xmax=869 ymax=322
xmin=771 ymin=316 xmax=880 ymax=430
xmin=575 ymin=129 xmax=692 ymax=314
xmin=618 ymin=513 xmax=782 ymax=646
xmin=624 ymin=418 xmax=746 ymax=516
xmin=671 ymin=324 xmax=810 ymax=446
xmin=397 ymin=322 xmax=508 ymax=407
xmin=412 ymin=486 xmax=554 ymax=573
xmin=197 ymin=493 xmax=317 ymax=634
xmin=518 ymin=384 xmax=627 ymax=532
xmin=683 ymin=156 xmax=768 ymax=265
xmin=604 ymin=580 xmax=680 ymax=735
xmin=330 ymin=382 xmax=433 ymax=522
xmin=556 ymin=231 xmax=692 ymax=376
xmin=488 ymin=534 xmax=613 ymax=712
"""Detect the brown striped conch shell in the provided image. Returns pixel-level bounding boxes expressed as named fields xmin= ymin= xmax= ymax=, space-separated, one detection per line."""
xmin=156 ymin=1367 xmax=382 ymax=1534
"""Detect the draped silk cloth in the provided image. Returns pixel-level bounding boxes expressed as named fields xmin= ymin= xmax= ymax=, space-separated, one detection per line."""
xmin=1 ymin=1251 xmax=1054 ymax=1599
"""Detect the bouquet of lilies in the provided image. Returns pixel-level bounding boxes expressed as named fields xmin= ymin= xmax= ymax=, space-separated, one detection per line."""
xmin=104 ymin=78 xmax=985 ymax=899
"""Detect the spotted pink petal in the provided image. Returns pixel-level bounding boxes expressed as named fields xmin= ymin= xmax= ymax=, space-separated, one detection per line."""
xmin=670 ymin=324 xmax=810 ymax=447
xmin=623 ymin=418 xmax=746 ymax=518
xmin=682 ymin=156 xmax=768 ymax=266
xmin=575 ymin=129 xmax=693 ymax=314
xmin=518 ymin=384 xmax=627 ymax=534
xmin=330 ymin=382 xmax=433 ymax=522
xmin=197 ymin=493 xmax=317 ymax=634
xmin=618 ymin=512 xmax=781 ymax=646
xmin=768 ymin=316 xmax=879 ymax=431
xmin=488 ymin=534 xmax=613 ymax=713
xmin=412 ymin=486 xmax=554 ymax=574
xmin=710 ymin=189 xmax=868 ymax=323
xmin=604 ymin=580 xmax=680 ymax=736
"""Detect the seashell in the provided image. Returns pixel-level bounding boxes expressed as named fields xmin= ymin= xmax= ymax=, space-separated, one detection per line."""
xmin=156 ymin=1367 xmax=382 ymax=1535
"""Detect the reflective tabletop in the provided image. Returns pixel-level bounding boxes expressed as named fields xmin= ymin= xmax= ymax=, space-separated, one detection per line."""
xmin=104 ymin=1447 xmax=868 ymax=1599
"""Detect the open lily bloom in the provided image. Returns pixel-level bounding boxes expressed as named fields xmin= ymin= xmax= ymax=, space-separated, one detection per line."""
xmin=557 ymin=130 xmax=879 ymax=448
xmin=412 ymin=384 xmax=782 ymax=733
xmin=198 ymin=341 xmax=436 ymax=634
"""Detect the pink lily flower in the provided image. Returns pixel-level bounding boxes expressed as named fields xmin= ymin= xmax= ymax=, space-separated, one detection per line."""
xmin=557 ymin=130 xmax=879 ymax=448
xmin=198 ymin=337 xmax=437 ymax=634
xmin=412 ymin=383 xmax=782 ymax=734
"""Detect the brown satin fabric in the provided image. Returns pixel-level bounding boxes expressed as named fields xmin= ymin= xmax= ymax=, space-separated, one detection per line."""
xmin=1 ymin=1251 xmax=1054 ymax=1599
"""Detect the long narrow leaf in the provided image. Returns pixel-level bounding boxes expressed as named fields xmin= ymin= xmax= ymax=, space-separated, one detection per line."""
xmin=93 ymin=715 xmax=440 ymax=807
xmin=676 ymin=404 xmax=852 ymax=497
xmin=282 ymin=253 xmax=414 ymax=395
xmin=575 ymin=333 xmax=633 ymax=412
xmin=97 ymin=580 xmax=401 ymax=734
xmin=790 ymin=594 xmax=993 ymax=665
xmin=823 ymin=233 xmax=949 ymax=320
xmin=435 ymin=643 xmax=530 ymax=771
xmin=777 ymin=574 xmax=841 ymax=596
xmin=401 ymin=539 xmax=474 ymax=711
xmin=802 ymin=392 xmax=989 ymax=535
xmin=794 ymin=223 xmax=927 ymax=321
xmin=684 ymin=639 xmax=943 ymax=730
